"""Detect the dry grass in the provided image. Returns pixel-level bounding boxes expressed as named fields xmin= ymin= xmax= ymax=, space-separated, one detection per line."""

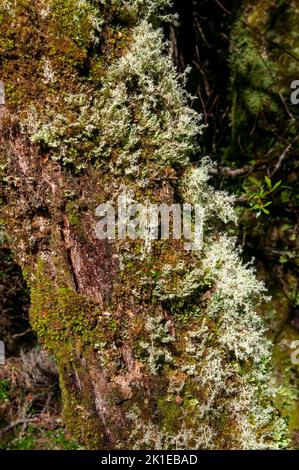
xmin=0 ymin=347 xmax=62 ymax=447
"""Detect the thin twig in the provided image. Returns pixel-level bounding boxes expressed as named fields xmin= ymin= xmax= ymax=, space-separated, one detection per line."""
xmin=0 ymin=418 xmax=36 ymax=436
xmin=271 ymin=135 xmax=299 ymax=177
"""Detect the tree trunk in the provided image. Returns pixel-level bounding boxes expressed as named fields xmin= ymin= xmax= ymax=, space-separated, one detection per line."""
xmin=0 ymin=0 xmax=288 ymax=449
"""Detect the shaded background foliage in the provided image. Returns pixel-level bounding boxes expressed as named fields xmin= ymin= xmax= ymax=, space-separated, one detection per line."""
xmin=170 ymin=0 xmax=299 ymax=440
xmin=170 ymin=0 xmax=298 ymax=271
xmin=0 ymin=0 xmax=298 ymax=447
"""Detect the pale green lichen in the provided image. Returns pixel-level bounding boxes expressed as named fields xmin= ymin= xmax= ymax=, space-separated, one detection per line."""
xmin=181 ymin=158 xmax=237 ymax=226
xmin=22 ymin=20 xmax=204 ymax=174
xmin=107 ymin=0 xmax=174 ymax=21
xmin=139 ymin=315 xmax=175 ymax=374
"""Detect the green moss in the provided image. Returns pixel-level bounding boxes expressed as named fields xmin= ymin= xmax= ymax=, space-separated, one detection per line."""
xmin=58 ymin=361 xmax=105 ymax=449
xmin=229 ymin=0 xmax=299 ymax=156
xmin=65 ymin=201 xmax=82 ymax=227
xmin=28 ymin=259 xmax=121 ymax=448
xmin=0 ymin=0 xmax=131 ymax=110
xmin=272 ymin=326 xmax=299 ymax=435
xmin=157 ymin=397 xmax=182 ymax=433
xmin=29 ymin=259 xmax=117 ymax=356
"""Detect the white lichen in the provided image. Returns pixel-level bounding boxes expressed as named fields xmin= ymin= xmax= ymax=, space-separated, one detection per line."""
xmin=23 ymin=20 xmax=204 ymax=174
xmin=139 ymin=315 xmax=175 ymax=374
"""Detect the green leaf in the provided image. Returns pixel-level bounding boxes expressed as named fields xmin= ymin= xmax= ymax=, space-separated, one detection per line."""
xmin=261 ymin=207 xmax=270 ymax=214
xmin=248 ymin=176 xmax=260 ymax=187
xmin=269 ymin=180 xmax=281 ymax=193
xmin=265 ymin=175 xmax=272 ymax=188
xmin=281 ymin=190 xmax=291 ymax=203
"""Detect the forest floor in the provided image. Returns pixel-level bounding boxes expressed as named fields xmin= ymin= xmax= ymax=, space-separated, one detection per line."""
xmin=0 ymin=348 xmax=81 ymax=450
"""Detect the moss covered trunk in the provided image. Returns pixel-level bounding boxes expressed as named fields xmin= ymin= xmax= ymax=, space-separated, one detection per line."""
xmin=1 ymin=131 xmax=132 ymax=448
xmin=0 ymin=0 xmax=289 ymax=449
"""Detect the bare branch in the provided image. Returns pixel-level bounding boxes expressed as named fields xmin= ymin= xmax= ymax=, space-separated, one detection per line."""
xmin=271 ymin=135 xmax=299 ymax=177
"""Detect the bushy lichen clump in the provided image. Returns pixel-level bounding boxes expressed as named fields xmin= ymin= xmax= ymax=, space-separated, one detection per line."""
xmin=23 ymin=20 xmax=204 ymax=174
xmin=1 ymin=0 xmax=290 ymax=449
xmin=118 ymin=235 xmax=289 ymax=449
